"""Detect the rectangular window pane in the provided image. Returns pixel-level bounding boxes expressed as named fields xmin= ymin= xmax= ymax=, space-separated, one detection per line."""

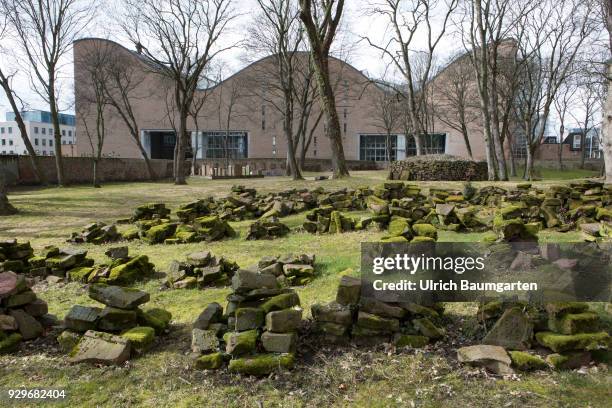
xmin=201 ymin=131 xmax=248 ymax=159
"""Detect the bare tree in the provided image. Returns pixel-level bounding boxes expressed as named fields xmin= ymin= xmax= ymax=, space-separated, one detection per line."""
xmin=122 ymin=0 xmax=236 ymax=184
xmin=553 ymin=76 xmax=578 ymax=170
xmin=0 ymin=9 xmax=45 ymax=184
xmin=2 ymin=0 xmax=96 ymax=186
xmin=299 ymin=0 xmax=350 ymax=178
xmin=0 ymin=171 xmax=17 ymax=215
xmin=366 ymin=0 xmax=458 ymax=158
xmin=247 ymin=0 xmax=306 ymax=179
xmin=293 ymin=56 xmax=324 ymax=167
xmin=102 ymin=45 xmax=156 ymax=180
xmin=75 ymin=41 xmax=112 ymax=188
xmin=189 ymin=90 xmax=210 ymax=176
xmin=432 ymin=53 xmax=478 ymax=158
xmin=571 ymin=65 xmax=603 ymax=168
xmin=513 ymin=0 xmax=594 ymax=180
xmin=368 ymin=80 xmax=402 ymax=162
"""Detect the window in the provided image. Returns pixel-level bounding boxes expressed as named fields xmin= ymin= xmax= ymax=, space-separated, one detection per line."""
xmin=8 ymin=127 xmax=12 ymax=134
xmin=48 ymin=128 xmax=52 ymax=135
xmin=200 ymin=131 xmax=248 ymax=159
xmin=42 ymin=151 xmax=46 ymax=155
xmin=344 ymin=123 xmax=347 ymax=133
xmin=68 ymin=130 xmax=72 ymax=137
xmin=272 ymin=136 xmax=276 ymax=146
xmin=34 ymin=127 xmax=39 ymax=134
xmin=344 ymin=109 xmax=347 ymax=119
xmin=1 ymin=139 xmax=5 ymax=145
xmin=62 ymin=140 xmax=66 ymax=145
xmin=360 ymin=134 xmax=397 ymax=162
xmin=313 ymin=149 xmax=317 ymax=157
xmin=9 ymin=140 xmax=13 ymax=146
xmin=42 ymin=128 xmax=46 ymax=135
xmin=405 ymin=133 xmax=446 ymax=156
xmin=42 ymin=139 xmax=46 ymax=146
xmin=9 ymin=150 xmax=13 ymax=154
xmin=0 ymin=127 xmax=4 ymax=134
xmin=62 ymin=129 xmax=66 ymax=136
xmin=314 ymin=137 xmax=317 ymax=145
xmin=34 ymin=138 xmax=39 ymax=146
xmin=572 ymin=134 xmax=581 ymax=150
xmin=49 ymin=139 xmax=53 ymax=147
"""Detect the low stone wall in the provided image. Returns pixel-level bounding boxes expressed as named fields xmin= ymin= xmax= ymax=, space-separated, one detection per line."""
xmin=388 ymin=155 xmax=488 ymax=181
xmin=2 ymin=155 xmax=174 ymax=185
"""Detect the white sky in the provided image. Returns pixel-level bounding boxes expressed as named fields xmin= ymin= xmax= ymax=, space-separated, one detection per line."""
xmin=0 ymin=0 xmax=603 ymax=135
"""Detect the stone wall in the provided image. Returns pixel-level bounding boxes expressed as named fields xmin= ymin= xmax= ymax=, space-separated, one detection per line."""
xmin=2 ymin=155 xmax=174 ymax=186
xmin=388 ymin=155 xmax=489 ymax=181
xmin=193 ymin=158 xmax=381 ymax=176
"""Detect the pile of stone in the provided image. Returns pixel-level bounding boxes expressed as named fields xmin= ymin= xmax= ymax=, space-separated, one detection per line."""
xmin=29 ymin=247 xmax=95 ymax=278
xmin=129 ymin=203 xmax=171 ymax=222
xmin=303 ymin=207 xmax=359 ymax=234
xmin=469 ymin=298 xmax=610 ymax=373
xmin=250 ymin=253 xmax=316 ymax=286
xmin=66 ymin=246 xmax=155 ymax=285
xmin=166 ymin=251 xmax=239 ymax=289
xmin=190 ymin=269 xmax=301 ymax=375
xmin=175 ymin=197 xmax=216 ymax=222
xmin=388 ymin=154 xmax=488 ymax=181
xmin=0 ymin=239 xmax=34 ymax=274
xmin=60 ymin=283 xmax=172 ymax=365
xmin=536 ymin=302 xmax=610 ymax=369
xmin=312 ymin=275 xmax=445 ymax=347
xmin=122 ymin=215 xmax=236 ymax=245
xmin=0 ymin=271 xmax=56 ymax=353
xmin=67 ymin=222 xmax=121 ymax=244
xmin=246 ymin=217 xmax=290 ymax=240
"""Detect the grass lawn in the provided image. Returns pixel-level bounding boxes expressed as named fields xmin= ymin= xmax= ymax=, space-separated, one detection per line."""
xmin=1 ymin=170 xmax=610 ymax=407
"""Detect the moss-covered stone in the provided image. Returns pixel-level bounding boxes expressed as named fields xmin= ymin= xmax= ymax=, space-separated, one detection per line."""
xmin=412 ymin=223 xmax=438 ymax=239
xmin=548 ymin=312 xmax=599 ymax=335
xmin=121 ymin=226 xmax=140 ymax=241
xmin=137 ymin=308 xmax=172 ymax=334
xmin=107 ymin=255 xmax=154 ymax=284
xmin=412 ymin=318 xmax=445 ymax=339
xmin=394 ymin=334 xmax=429 ymax=348
xmin=0 ymin=332 xmax=22 ymax=353
xmin=143 ymin=223 xmax=177 ymax=244
xmin=194 ymin=352 xmax=225 ymax=370
xmin=57 ymin=330 xmax=81 ymax=353
xmin=260 ymin=293 xmax=300 ymax=314
xmin=67 ymin=267 xmax=95 ymax=282
xmin=224 ymin=330 xmax=258 ymax=356
xmin=509 ymin=351 xmax=547 ymax=371
xmin=228 ymin=353 xmax=294 ymax=376
xmin=356 ymin=312 xmax=399 ymax=332
xmin=535 ymin=331 xmax=610 ymax=353
xmin=546 ymin=351 xmax=592 ymax=370
xmin=121 ymin=326 xmax=155 ymax=351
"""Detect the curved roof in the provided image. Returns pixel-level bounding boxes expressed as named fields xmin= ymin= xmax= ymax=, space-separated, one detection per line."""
xmin=74 ymin=37 xmax=375 ymax=92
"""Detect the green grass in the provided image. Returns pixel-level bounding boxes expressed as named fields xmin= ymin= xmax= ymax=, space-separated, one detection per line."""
xmin=1 ymin=171 xmax=611 ymax=407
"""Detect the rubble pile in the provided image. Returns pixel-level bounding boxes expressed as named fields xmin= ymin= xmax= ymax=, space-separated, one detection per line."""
xmin=60 ymin=283 xmax=171 ymax=365
xmin=190 ymin=269 xmax=302 ymax=376
xmin=68 ymin=222 xmax=121 ymax=244
xmin=165 ymin=251 xmax=239 ymax=289
xmin=0 ymin=271 xmax=57 ymax=353
xmin=311 ymin=275 xmax=445 ymax=347
xmin=66 ymin=247 xmax=155 ymax=285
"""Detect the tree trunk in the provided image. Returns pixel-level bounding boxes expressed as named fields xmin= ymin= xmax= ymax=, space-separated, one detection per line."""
xmin=525 ymin=145 xmax=535 ymax=180
xmin=460 ymin=123 xmax=473 ymax=159
xmin=175 ymin=111 xmax=188 ymax=185
xmin=558 ymin=125 xmax=565 ymax=171
xmin=310 ymin=56 xmax=349 ymax=178
xmin=0 ymin=174 xmax=17 ymax=215
xmin=0 ymin=75 xmax=46 ymax=185
xmin=579 ymin=132 xmax=586 ymax=169
xmin=49 ymin=77 xmax=65 ymax=186
xmin=133 ymin=131 xmax=156 ymax=180
xmin=603 ymin=63 xmax=612 ymax=182
xmin=507 ymin=133 xmax=517 ymax=177
xmin=92 ymin=159 xmax=101 ymax=188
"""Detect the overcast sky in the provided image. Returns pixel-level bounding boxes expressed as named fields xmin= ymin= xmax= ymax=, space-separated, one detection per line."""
xmin=0 ymin=0 xmax=601 ymax=134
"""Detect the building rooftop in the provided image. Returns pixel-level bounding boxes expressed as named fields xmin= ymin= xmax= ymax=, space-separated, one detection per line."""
xmin=5 ymin=110 xmax=75 ymax=126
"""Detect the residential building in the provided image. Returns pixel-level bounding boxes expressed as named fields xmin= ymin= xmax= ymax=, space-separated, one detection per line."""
xmin=0 ymin=110 xmax=77 ymax=156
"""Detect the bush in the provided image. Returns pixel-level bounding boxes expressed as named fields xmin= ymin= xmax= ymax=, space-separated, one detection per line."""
xmin=388 ymin=155 xmax=488 ymax=181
